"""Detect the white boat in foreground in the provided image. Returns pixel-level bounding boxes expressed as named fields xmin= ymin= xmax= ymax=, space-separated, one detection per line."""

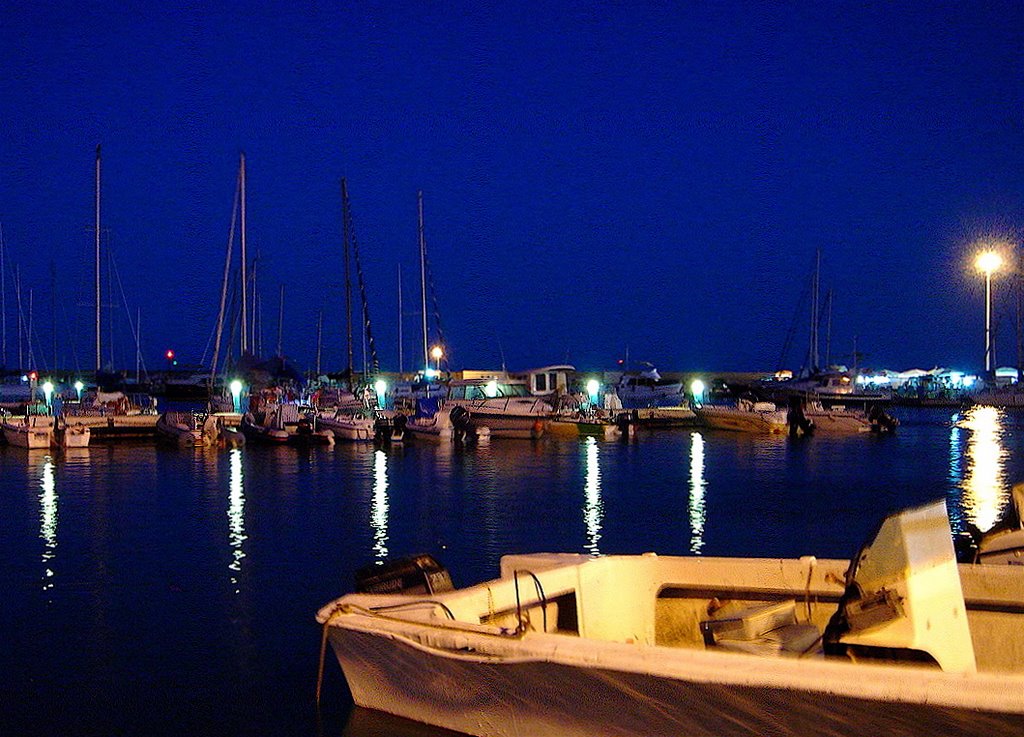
xmin=317 ymin=501 xmax=1024 ymax=736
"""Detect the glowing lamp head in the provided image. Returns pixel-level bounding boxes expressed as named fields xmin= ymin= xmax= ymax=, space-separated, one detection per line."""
xmin=430 ymin=345 xmax=443 ymax=361
xmin=586 ymin=379 xmax=600 ymax=397
xmin=74 ymin=381 xmax=84 ymax=393
xmin=42 ymin=381 xmax=54 ymax=401
xmin=484 ymin=380 xmax=498 ymax=398
xmin=374 ymin=379 xmax=387 ymax=396
xmin=976 ymin=251 xmax=1003 ymax=276
xmin=691 ymin=379 xmax=706 ymax=397
xmin=229 ymin=380 xmax=243 ymax=398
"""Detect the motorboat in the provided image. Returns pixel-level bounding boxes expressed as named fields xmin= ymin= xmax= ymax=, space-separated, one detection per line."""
xmin=446 ymin=378 xmax=551 ymax=439
xmin=547 ymin=411 xmax=627 ymax=441
xmin=692 ymin=397 xmax=788 ymax=433
xmin=52 ymin=418 xmax=90 ymax=448
xmin=789 ymin=400 xmax=898 ymax=435
xmin=318 ymin=409 xmax=376 ymax=441
xmin=239 ymin=408 xmax=290 ymax=444
xmin=155 ymin=411 xmax=219 ymax=446
xmin=614 ymin=366 xmax=685 ymax=409
xmin=764 ymin=371 xmax=893 ymax=406
xmin=316 ymin=501 xmax=1024 ymax=736
xmin=972 ymin=482 xmax=1024 ymax=564
xmin=2 ymin=413 xmax=53 ymax=449
xmin=404 ymin=399 xmax=490 ymax=444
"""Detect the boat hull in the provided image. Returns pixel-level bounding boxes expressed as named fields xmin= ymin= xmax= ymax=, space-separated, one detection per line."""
xmin=3 ymin=424 xmax=52 ymax=448
xmin=694 ymin=407 xmax=788 ymax=433
xmin=328 ymin=627 xmax=1023 ymax=737
xmin=53 ymin=425 xmax=90 ymax=448
xmin=318 ymin=414 xmax=374 ymax=441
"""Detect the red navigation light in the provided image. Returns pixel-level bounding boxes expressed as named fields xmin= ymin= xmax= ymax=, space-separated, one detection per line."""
xmin=28 ymin=371 xmax=38 ymax=381
xmin=165 ymin=349 xmax=175 ymax=361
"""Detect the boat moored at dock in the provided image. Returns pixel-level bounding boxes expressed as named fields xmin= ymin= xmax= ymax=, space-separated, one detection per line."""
xmin=317 ymin=501 xmax=1024 ymax=736
xmin=692 ymin=397 xmax=788 ymax=433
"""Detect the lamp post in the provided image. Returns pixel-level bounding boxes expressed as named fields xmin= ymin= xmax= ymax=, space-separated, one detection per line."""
xmin=976 ymin=251 xmax=1003 ymax=375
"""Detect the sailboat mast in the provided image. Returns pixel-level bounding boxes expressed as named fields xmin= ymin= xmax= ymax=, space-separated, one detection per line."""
xmin=315 ymin=309 xmax=323 ymax=376
xmin=240 ymin=152 xmax=248 ymax=356
xmin=418 ymin=190 xmax=428 ymax=370
xmin=397 ymin=264 xmax=403 ymax=374
xmin=136 ymin=308 xmax=141 ymax=382
xmin=341 ymin=178 xmax=353 ymax=376
xmin=95 ymin=144 xmax=102 ymax=372
xmin=276 ymin=283 xmax=284 ymax=357
xmin=15 ymin=266 xmax=22 ymax=369
xmin=210 ymin=172 xmax=239 ymax=389
xmin=1 ymin=222 xmax=6 ymax=368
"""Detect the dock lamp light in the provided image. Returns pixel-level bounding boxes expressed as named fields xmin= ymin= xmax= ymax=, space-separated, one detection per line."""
xmin=229 ymin=380 xmax=243 ymax=413
xmin=976 ymin=250 xmax=1003 ymax=375
xmin=586 ymin=379 xmax=600 ymax=399
xmin=374 ymin=379 xmax=388 ymax=407
xmin=74 ymin=380 xmax=84 ymax=401
xmin=484 ymin=380 xmax=499 ymax=398
xmin=691 ymin=379 xmax=706 ymax=403
xmin=42 ymin=381 xmax=54 ymax=407
xmin=430 ymin=345 xmax=444 ymax=372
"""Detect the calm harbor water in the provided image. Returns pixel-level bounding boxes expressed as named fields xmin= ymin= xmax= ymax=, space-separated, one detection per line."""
xmin=2 ymin=405 xmax=1021 ymax=736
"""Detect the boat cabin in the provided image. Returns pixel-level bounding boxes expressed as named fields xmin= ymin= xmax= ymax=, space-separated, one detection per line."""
xmin=448 ymin=379 xmax=531 ymax=401
xmin=517 ymin=365 xmax=575 ymax=397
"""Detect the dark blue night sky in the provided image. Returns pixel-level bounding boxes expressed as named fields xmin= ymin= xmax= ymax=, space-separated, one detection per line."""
xmin=1 ymin=2 xmax=1021 ymax=375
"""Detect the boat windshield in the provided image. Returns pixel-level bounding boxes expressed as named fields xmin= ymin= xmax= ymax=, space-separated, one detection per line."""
xmin=451 ymin=382 xmax=530 ymax=400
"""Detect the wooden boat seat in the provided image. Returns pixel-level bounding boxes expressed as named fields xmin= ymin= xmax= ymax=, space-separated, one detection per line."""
xmin=700 ymin=600 xmax=822 ymax=656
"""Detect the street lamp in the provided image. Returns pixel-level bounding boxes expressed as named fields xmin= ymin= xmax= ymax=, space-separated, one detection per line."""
xmin=976 ymin=251 xmax=1003 ymax=374
xmin=430 ymin=345 xmax=443 ymax=372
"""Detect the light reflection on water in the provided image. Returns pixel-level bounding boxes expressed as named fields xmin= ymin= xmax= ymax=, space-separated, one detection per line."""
xmin=951 ymin=406 xmax=1009 ymax=532
xmin=38 ymin=454 xmax=57 ymax=593
xmin=371 ymin=449 xmax=390 ymax=562
xmin=583 ymin=437 xmax=602 ymax=555
xmin=227 ymin=448 xmax=246 ymax=593
xmin=688 ymin=432 xmax=706 ymax=555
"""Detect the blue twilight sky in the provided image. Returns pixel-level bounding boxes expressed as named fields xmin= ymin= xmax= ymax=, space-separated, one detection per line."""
xmin=1 ymin=2 xmax=1021 ymax=375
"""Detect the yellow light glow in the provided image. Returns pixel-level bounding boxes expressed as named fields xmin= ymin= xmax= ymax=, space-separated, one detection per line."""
xmin=430 ymin=345 xmax=444 ymax=361
xmin=956 ymin=406 xmax=1009 ymax=532
xmin=975 ymin=251 xmax=1003 ymax=275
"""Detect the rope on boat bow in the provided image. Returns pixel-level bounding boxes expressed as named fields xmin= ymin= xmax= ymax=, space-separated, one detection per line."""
xmin=513 ymin=570 xmax=548 ymax=635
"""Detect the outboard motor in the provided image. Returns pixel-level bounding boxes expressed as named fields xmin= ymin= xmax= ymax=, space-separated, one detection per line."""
xmin=354 ymin=554 xmax=454 ymax=595
xmin=786 ymin=396 xmax=814 ymax=437
xmin=867 ymin=404 xmax=899 ymax=433
xmin=449 ymin=405 xmax=473 ymax=443
xmin=391 ymin=413 xmax=407 ymax=441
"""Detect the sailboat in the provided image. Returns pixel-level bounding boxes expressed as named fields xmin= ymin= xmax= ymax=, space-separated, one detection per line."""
xmin=314 ymin=179 xmax=404 ymax=443
xmin=392 ymin=191 xmax=449 ymax=412
xmin=764 ymin=253 xmax=895 ymax=424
